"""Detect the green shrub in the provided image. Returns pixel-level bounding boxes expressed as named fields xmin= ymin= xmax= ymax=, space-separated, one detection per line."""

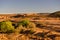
xmin=16 ymin=19 xmax=36 ymax=34
xmin=0 ymin=21 xmax=15 ymax=33
xmin=18 ymin=20 xmax=30 ymax=27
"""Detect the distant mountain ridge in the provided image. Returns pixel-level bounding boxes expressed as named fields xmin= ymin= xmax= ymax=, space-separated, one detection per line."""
xmin=0 ymin=11 xmax=60 ymax=17
xmin=49 ymin=11 xmax=60 ymax=17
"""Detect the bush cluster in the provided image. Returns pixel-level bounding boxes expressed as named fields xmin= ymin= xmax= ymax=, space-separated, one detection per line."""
xmin=0 ymin=21 xmax=15 ymax=33
xmin=0 ymin=19 xmax=36 ymax=34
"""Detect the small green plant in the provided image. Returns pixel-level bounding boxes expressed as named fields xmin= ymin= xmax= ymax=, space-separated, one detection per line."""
xmin=0 ymin=21 xmax=15 ymax=33
xmin=18 ymin=19 xmax=36 ymax=30
xmin=18 ymin=19 xmax=30 ymax=27
xmin=16 ymin=19 xmax=36 ymax=34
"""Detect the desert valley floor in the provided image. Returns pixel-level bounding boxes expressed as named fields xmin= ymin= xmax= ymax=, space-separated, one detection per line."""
xmin=0 ymin=12 xmax=60 ymax=40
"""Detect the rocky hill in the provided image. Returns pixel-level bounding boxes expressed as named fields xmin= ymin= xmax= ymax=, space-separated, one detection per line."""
xmin=49 ymin=11 xmax=60 ymax=17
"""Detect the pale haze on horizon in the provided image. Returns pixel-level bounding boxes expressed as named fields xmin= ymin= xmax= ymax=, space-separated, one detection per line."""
xmin=0 ymin=0 xmax=60 ymax=14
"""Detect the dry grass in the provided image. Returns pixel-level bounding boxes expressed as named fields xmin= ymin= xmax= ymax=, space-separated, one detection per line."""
xmin=0 ymin=14 xmax=60 ymax=40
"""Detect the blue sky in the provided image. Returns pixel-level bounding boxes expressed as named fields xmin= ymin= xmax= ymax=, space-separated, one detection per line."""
xmin=0 ymin=0 xmax=60 ymax=13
